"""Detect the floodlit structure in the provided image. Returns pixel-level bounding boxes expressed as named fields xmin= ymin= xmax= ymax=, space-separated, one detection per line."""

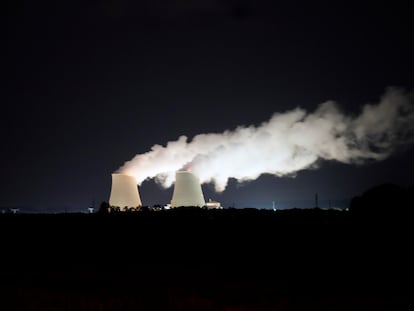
xmin=206 ymin=199 xmax=222 ymax=209
xmin=171 ymin=171 xmax=206 ymax=207
xmin=109 ymin=173 xmax=142 ymax=209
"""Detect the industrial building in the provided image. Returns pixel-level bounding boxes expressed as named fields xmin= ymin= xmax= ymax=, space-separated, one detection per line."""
xmin=109 ymin=171 xmax=222 ymax=210
xmin=109 ymin=173 xmax=142 ymax=209
xmin=170 ymin=171 xmax=206 ymax=207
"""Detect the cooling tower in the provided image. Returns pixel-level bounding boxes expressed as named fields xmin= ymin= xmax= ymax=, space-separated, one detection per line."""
xmin=171 ymin=171 xmax=206 ymax=207
xmin=109 ymin=173 xmax=142 ymax=209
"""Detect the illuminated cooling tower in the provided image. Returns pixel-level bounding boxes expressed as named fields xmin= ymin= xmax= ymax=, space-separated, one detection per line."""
xmin=109 ymin=173 xmax=142 ymax=208
xmin=171 ymin=171 xmax=206 ymax=207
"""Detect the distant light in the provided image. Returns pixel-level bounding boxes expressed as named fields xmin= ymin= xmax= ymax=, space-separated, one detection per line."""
xmin=206 ymin=199 xmax=221 ymax=209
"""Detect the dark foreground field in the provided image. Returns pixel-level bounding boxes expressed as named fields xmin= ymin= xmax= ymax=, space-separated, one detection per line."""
xmin=0 ymin=207 xmax=411 ymax=310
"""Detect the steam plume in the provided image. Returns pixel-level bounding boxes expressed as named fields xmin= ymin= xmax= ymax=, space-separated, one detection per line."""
xmin=118 ymin=88 xmax=414 ymax=191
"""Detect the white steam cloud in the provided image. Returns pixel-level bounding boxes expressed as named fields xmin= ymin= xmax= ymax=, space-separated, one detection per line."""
xmin=118 ymin=88 xmax=414 ymax=191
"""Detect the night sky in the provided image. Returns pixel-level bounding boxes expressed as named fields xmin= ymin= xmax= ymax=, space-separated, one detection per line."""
xmin=3 ymin=0 xmax=414 ymax=212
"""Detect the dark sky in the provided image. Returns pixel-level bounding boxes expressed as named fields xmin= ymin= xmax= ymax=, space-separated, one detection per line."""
xmin=3 ymin=0 xmax=414 ymax=212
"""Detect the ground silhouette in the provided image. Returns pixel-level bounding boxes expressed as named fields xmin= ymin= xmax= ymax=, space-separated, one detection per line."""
xmin=0 ymin=183 xmax=411 ymax=310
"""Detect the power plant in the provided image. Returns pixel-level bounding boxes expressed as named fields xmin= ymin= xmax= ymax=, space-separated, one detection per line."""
xmin=109 ymin=171 xmax=220 ymax=209
xmin=109 ymin=173 xmax=142 ymax=209
xmin=170 ymin=171 xmax=206 ymax=207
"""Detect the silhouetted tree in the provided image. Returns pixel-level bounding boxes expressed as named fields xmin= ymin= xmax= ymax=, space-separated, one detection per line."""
xmin=110 ymin=206 xmax=121 ymax=213
xmin=98 ymin=201 xmax=110 ymax=214
xmin=350 ymin=183 xmax=411 ymax=221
